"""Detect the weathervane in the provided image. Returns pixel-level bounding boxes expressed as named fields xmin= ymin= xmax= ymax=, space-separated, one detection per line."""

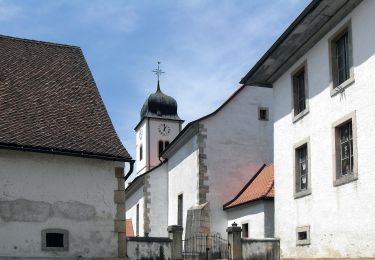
xmin=153 ymin=61 xmax=165 ymax=81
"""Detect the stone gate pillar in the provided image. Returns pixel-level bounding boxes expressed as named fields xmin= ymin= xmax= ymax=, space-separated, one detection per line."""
xmin=168 ymin=225 xmax=183 ymax=260
xmin=227 ymin=222 xmax=242 ymax=260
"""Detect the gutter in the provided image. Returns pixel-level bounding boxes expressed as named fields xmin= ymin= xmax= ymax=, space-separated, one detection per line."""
xmin=0 ymin=142 xmax=133 ymax=162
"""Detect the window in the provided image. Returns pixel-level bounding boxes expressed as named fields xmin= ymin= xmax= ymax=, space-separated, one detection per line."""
xmin=333 ymin=112 xmax=358 ymax=186
xmin=258 ymin=107 xmax=269 ymax=121
xmin=292 ymin=66 xmax=307 ymax=117
xmin=336 ymin=32 xmax=350 ymax=85
xmin=139 ymin=145 xmax=143 ymax=161
xmin=296 ymin=226 xmax=310 ymax=246
xmin=329 ymin=23 xmax=353 ymax=94
xmin=41 ymin=229 xmax=68 ymax=251
xmin=294 ymin=138 xmax=311 ymax=198
xmin=165 ymin=141 xmax=170 ymax=148
xmin=158 ymin=140 xmax=164 ymax=156
xmin=177 ymin=194 xmax=183 ymax=226
xmin=242 ymin=223 xmax=249 ymax=238
xmin=136 ymin=204 xmax=139 ymax=236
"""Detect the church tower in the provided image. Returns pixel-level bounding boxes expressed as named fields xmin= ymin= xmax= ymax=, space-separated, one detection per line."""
xmin=135 ymin=63 xmax=183 ymax=175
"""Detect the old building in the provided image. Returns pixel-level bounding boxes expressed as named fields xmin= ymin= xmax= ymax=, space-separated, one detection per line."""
xmin=241 ymin=0 xmax=375 ymax=258
xmin=126 ymin=80 xmax=274 ymax=239
xmin=0 ymin=35 xmax=133 ymax=258
xmin=223 ymin=164 xmax=274 ymax=239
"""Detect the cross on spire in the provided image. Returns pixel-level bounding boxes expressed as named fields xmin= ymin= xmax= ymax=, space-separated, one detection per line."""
xmin=153 ymin=61 xmax=165 ymax=91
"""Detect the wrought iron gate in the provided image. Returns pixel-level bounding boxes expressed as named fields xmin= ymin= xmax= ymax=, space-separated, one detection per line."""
xmin=182 ymin=233 xmax=230 ymax=260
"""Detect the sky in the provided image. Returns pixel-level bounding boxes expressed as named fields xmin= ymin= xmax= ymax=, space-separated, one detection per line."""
xmin=0 ymin=0 xmax=310 ymax=158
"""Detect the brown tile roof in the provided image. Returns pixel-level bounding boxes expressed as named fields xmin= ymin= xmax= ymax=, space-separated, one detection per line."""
xmin=126 ymin=219 xmax=134 ymax=237
xmin=223 ymin=164 xmax=274 ymax=209
xmin=0 ymin=35 xmax=131 ymax=161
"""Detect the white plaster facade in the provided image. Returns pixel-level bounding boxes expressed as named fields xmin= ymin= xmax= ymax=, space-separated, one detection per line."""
xmin=226 ymin=201 xmax=274 ymax=239
xmin=166 ymin=85 xmax=274 ymax=238
xmin=135 ymin=118 xmax=181 ymax=175
xmin=0 ymin=149 xmax=122 ymax=258
xmin=273 ymin=1 xmax=375 ymax=258
xmin=203 ymin=85 xmax=273 ymax=237
xmin=167 ymin=135 xmax=199 ymax=237
xmin=126 ymin=162 xmax=169 ymax=237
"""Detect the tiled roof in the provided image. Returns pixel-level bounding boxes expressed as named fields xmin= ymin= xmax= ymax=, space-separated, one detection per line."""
xmin=126 ymin=219 xmax=134 ymax=237
xmin=223 ymin=164 xmax=274 ymax=209
xmin=0 ymin=35 xmax=131 ymax=160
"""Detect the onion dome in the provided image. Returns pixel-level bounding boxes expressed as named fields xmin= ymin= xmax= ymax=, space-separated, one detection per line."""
xmin=140 ymin=81 xmax=181 ymax=120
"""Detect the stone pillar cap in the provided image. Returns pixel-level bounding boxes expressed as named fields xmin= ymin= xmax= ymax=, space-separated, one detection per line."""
xmin=226 ymin=222 xmax=242 ymax=233
xmin=167 ymin=225 xmax=183 ymax=232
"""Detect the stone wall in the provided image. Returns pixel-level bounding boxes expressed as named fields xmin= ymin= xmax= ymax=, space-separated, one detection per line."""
xmin=242 ymin=238 xmax=280 ymax=260
xmin=127 ymin=237 xmax=172 ymax=260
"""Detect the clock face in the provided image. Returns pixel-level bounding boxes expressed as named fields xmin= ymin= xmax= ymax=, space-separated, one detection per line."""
xmin=158 ymin=123 xmax=171 ymax=136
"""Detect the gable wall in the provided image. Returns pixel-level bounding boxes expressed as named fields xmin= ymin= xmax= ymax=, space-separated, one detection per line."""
xmin=203 ymin=85 xmax=274 ymax=237
xmin=0 ymin=149 xmax=122 ymax=258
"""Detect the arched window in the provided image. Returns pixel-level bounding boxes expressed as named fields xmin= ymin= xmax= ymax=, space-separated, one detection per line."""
xmin=158 ymin=140 xmax=164 ymax=155
xmin=139 ymin=145 xmax=143 ymax=161
xmin=165 ymin=141 xmax=170 ymax=148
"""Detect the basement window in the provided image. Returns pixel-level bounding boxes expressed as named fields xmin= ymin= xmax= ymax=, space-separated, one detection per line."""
xmin=296 ymin=226 xmax=310 ymax=246
xmin=42 ymin=229 xmax=68 ymax=251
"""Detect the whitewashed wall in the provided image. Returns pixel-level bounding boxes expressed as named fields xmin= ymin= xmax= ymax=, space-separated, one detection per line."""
xmin=126 ymin=183 xmax=145 ymax=237
xmin=273 ymin=1 xmax=375 ymax=258
xmin=168 ymin=135 xmax=199 ymax=237
xmin=203 ymin=85 xmax=274 ymax=237
xmin=0 ymin=149 xmax=122 ymax=258
xmin=148 ymin=163 xmax=169 ymax=237
xmin=135 ymin=119 xmax=180 ymax=175
xmin=135 ymin=120 xmax=147 ymax=174
xmin=148 ymin=119 xmax=181 ymax=169
xmin=226 ymin=201 xmax=268 ymax=239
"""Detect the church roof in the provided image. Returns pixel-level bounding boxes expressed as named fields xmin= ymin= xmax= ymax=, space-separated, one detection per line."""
xmin=140 ymin=81 xmax=182 ymax=121
xmin=223 ymin=164 xmax=274 ymax=210
xmin=0 ymin=35 xmax=131 ymax=161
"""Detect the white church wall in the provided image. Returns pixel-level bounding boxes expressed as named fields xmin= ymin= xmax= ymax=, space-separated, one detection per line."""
xmin=0 ymin=149 xmax=122 ymax=258
xmin=126 ymin=183 xmax=145 ymax=237
xmin=226 ymin=201 xmax=266 ymax=239
xmin=203 ymin=85 xmax=274 ymax=237
xmin=168 ymin=135 xmax=199 ymax=236
xmin=148 ymin=163 xmax=169 ymax=237
xmin=273 ymin=1 xmax=375 ymax=258
xmin=135 ymin=120 xmax=147 ymax=175
xmin=148 ymin=118 xmax=181 ymax=170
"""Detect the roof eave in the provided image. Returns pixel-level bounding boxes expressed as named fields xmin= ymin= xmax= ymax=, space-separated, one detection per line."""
xmin=0 ymin=142 xmax=133 ymax=162
xmin=223 ymin=196 xmax=274 ymax=211
xmin=240 ymin=0 xmax=363 ymax=86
